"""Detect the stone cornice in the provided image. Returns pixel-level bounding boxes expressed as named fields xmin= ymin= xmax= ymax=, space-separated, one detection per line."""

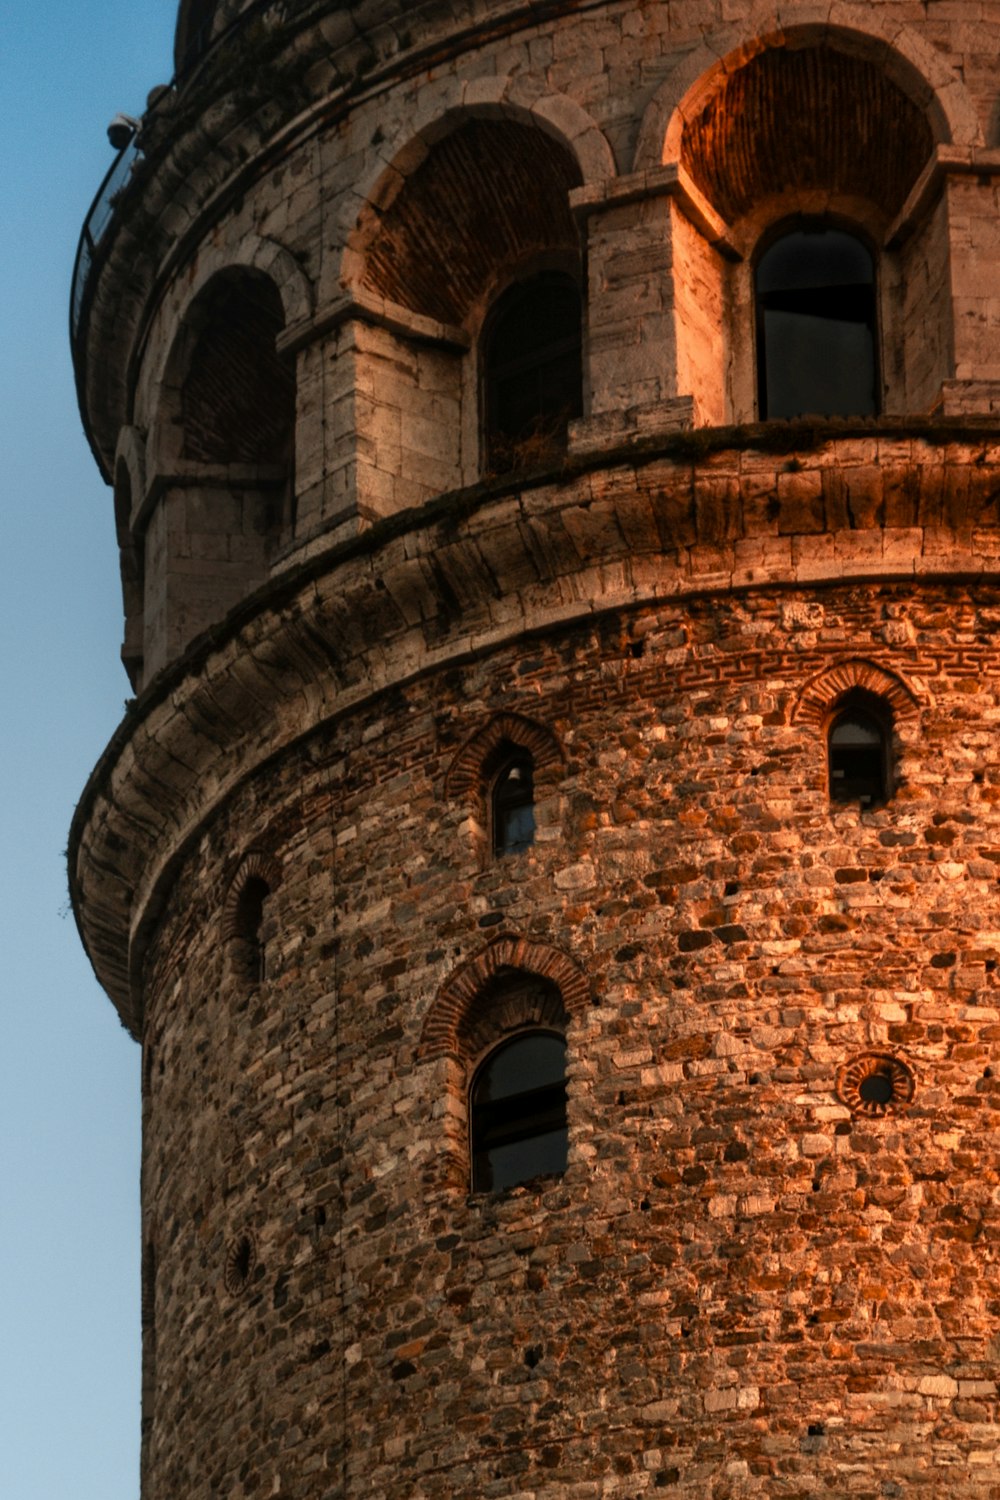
xmin=69 ymin=425 xmax=1000 ymax=1035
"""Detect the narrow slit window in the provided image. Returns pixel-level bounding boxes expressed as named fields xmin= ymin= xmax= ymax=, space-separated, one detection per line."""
xmin=756 ymin=224 xmax=878 ymax=420
xmin=470 ymin=1032 xmax=568 ymax=1192
xmin=492 ymin=754 xmax=535 ymax=857
xmin=483 ymin=272 xmax=582 ymax=474
xmin=235 ymin=875 xmax=270 ymax=983
xmin=828 ymin=702 xmax=890 ymax=807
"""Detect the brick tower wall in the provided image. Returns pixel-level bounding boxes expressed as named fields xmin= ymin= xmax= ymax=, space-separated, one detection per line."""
xmin=68 ymin=1 xmax=1000 ymax=1495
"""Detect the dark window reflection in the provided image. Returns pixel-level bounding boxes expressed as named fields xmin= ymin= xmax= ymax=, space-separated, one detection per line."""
xmin=471 ymin=1032 xmax=568 ymax=1192
xmin=492 ymin=755 xmax=535 ymax=856
xmin=484 ymin=273 xmax=582 ymax=473
xmin=828 ymin=706 xmax=889 ymax=807
xmin=236 ymin=875 xmax=270 ymax=982
xmin=756 ymin=225 xmax=877 ymax=419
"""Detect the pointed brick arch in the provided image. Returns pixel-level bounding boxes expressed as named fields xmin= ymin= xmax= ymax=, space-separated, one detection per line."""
xmin=222 ymin=849 xmax=282 ymax=940
xmin=419 ymin=934 xmax=590 ymax=1062
xmin=446 ymin=712 xmax=564 ymax=799
xmin=791 ymin=659 xmax=924 ymax=728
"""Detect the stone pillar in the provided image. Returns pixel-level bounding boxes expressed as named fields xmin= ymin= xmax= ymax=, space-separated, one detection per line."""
xmin=280 ymin=294 xmax=469 ymax=542
xmin=141 ymin=470 xmax=278 ymax=678
xmin=569 ymin=165 xmax=735 ymax=454
xmin=890 ymin=149 xmax=1000 ymax=417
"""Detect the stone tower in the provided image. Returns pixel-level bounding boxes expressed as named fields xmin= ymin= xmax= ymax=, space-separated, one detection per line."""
xmin=70 ymin=1 xmax=1000 ymax=1494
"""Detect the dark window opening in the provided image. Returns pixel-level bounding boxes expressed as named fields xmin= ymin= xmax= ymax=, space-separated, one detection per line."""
xmin=756 ymin=224 xmax=878 ymax=420
xmin=859 ymin=1072 xmax=894 ymax=1106
xmin=828 ymin=698 xmax=891 ymax=807
xmin=483 ymin=273 xmax=582 ymax=474
xmin=470 ymin=1032 xmax=568 ymax=1193
xmin=235 ymin=876 xmax=270 ymax=983
xmin=491 ymin=753 xmax=535 ymax=857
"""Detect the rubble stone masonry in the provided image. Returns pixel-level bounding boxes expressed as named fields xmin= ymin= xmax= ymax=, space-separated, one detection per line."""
xmin=68 ymin=1 xmax=1000 ymax=1495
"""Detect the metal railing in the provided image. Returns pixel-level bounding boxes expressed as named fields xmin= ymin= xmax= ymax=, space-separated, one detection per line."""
xmin=70 ymin=140 xmax=140 ymax=338
xmin=69 ymin=0 xmax=295 ymax=369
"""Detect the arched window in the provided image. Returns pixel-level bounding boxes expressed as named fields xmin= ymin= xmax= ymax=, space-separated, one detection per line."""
xmin=491 ymin=752 xmax=535 ymax=857
xmin=470 ymin=1031 xmax=568 ymax=1192
xmin=828 ymin=695 xmax=891 ymax=807
xmin=234 ymin=875 xmax=270 ymax=983
xmin=756 ymin=223 xmax=878 ymax=420
xmin=483 ymin=272 xmax=582 ymax=474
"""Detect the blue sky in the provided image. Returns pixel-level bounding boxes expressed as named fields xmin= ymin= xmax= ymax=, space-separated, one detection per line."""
xmin=1 ymin=5 xmax=176 ymax=1495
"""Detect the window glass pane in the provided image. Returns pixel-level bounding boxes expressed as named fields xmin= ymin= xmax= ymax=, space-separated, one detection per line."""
xmin=479 ymin=1127 xmax=568 ymax=1192
xmin=761 ymin=308 xmax=876 ymax=418
xmin=492 ymin=757 xmax=535 ymax=856
xmin=484 ymin=273 xmax=582 ymax=470
xmin=476 ymin=1033 xmax=566 ymax=1101
xmin=830 ymin=716 xmax=882 ymax=748
xmin=828 ymin=708 xmax=888 ymax=805
xmin=757 ymin=226 xmax=877 ymax=419
xmin=471 ymin=1033 xmax=568 ymax=1192
xmin=757 ymin=230 xmax=873 ymax=293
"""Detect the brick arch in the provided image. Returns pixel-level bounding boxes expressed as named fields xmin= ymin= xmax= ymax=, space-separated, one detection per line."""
xmin=791 ymin=659 xmax=924 ymax=729
xmin=343 ymin=75 xmax=615 ymax=229
xmin=221 ymin=850 xmax=282 ymax=940
xmin=419 ymin=935 xmax=590 ymax=1062
xmin=179 ymin=234 xmax=313 ymax=332
xmin=148 ymin=263 xmax=296 ymax=475
xmin=144 ymin=236 xmax=311 ymax=470
xmin=340 ymin=83 xmax=614 ymax=309
xmin=445 ymin=712 xmax=564 ymax=800
xmin=635 ymin=6 xmax=979 ymax=178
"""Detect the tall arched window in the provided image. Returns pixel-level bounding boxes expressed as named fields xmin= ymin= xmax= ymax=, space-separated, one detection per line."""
xmin=483 ymin=272 xmax=582 ymax=474
xmin=756 ymin=223 xmax=878 ymax=420
xmin=491 ymin=752 xmax=535 ymax=857
xmin=470 ymin=1031 xmax=568 ymax=1192
xmin=828 ymin=693 xmax=891 ymax=807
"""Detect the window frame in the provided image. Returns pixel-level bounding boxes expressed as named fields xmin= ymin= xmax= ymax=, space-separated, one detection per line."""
xmin=468 ymin=1027 xmax=569 ymax=1194
xmin=826 ymin=691 xmax=893 ymax=809
xmin=480 ymin=268 xmax=583 ymax=475
xmin=489 ymin=750 xmax=536 ymax=858
xmin=233 ymin=873 xmax=271 ymax=984
xmin=753 ymin=215 xmax=881 ymax=422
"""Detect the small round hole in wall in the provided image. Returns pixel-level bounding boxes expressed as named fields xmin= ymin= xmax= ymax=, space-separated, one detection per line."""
xmin=224 ymin=1231 xmax=257 ymax=1296
xmin=837 ymin=1052 xmax=914 ymax=1118
xmin=859 ymin=1072 xmax=893 ymax=1106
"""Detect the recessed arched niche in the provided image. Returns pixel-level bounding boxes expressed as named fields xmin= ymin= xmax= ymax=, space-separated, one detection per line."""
xmin=144 ymin=266 xmax=294 ymax=676
xmin=343 ymin=115 xmax=584 ymax=501
xmin=656 ymin=33 xmax=948 ymax=424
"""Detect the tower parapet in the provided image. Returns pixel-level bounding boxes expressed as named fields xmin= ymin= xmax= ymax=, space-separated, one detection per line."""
xmin=71 ymin=3 xmax=1000 ymax=1495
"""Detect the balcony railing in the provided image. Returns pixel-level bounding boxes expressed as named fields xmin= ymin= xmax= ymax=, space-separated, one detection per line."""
xmin=70 ymin=141 xmax=140 ymax=340
xmin=70 ymin=0 xmax=291 ymax=388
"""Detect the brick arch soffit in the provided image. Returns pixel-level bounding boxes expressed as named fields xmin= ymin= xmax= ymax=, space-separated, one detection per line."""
xmin=143 ymin=235 xmax=313 ymax=472
xmin=445 ymin=711 xmax=565 ymax=800
xmin=791 ymin=659 xmax=926 ymax=729
xmin=634 ymin=5 xmax=981 ymax=178
xmin=418 ymin=934 xmax=591 ymax=1062
xmin=221 ymin=849 xmax=283 ymax=941
xmin=338 ymin=80 xmax=616 ymax=293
